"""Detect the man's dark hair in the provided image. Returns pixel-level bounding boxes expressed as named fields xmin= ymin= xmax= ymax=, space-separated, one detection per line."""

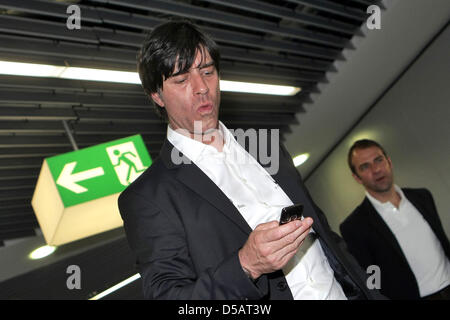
xmin=347 ymin=139 xmax=388 ymax=175
xmin=137 ymin=20 xmax=221 ymax=121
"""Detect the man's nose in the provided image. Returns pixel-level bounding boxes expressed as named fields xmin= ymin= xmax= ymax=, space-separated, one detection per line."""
xmin=372 ymin=162 xmax=382 ymax=174
xmin=192 ymin=73 xmax=209 ymax=95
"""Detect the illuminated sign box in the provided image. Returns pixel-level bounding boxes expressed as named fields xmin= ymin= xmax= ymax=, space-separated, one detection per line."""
xmin=31 ymin=135 xmax=152 ymax=246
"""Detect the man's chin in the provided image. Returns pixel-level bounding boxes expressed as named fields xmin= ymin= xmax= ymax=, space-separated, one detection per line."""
xmin=371 ymin=182 xmax=393 ymax=194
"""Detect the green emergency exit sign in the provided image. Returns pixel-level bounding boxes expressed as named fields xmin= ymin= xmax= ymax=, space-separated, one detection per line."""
xmin=31 ymin=134 xmax=152 ymax=245
xmin=46 ymin=134 xmax=152 ymax=207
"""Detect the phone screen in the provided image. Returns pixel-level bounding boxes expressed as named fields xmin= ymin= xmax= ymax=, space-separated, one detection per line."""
xmin=279 ymin=204 xmax=304 ymax=225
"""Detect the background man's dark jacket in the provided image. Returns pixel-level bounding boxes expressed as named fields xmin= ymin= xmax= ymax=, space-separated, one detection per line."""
xmin=119 ymin=137 xmax=385 ymax=300
xmin=340 ymin=188 xmax=450 ymax=299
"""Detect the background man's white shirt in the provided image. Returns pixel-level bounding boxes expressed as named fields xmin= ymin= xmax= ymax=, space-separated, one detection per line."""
xmin=367 ymin=185 xmax=450 ymax=297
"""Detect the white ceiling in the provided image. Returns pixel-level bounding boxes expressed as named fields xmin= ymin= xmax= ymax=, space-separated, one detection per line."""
xmin=285 ymin=0 xmax=450 ymax=178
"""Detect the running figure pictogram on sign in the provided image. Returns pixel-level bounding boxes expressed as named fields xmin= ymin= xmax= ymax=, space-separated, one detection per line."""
xmin=106 ymin=142 xmax=147 ymax=186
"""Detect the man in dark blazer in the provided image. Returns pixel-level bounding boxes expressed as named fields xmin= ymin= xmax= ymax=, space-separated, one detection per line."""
xmin=340 ymin=139 xmax=450 ymax=300
xmin=118 ymin=21 xmax=385 ymax=300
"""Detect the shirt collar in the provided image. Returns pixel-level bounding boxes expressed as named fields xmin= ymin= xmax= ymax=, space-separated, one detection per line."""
xmin=366 ymin=184 xmax=404 ymax=211
xmin=218 ymin=120 xmax=234 ymax=154
xmin=166 ymin=121 xmax=230 ymax=163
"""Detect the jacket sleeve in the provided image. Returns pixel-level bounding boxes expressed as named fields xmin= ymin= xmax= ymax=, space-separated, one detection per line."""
xmin=118 ymin=189 xmax=269 ymax=300
xmin=339 ymin=219 xmax=374 ymax=270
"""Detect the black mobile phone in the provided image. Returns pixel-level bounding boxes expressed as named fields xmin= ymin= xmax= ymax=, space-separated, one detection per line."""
xmin=279 ymin=204 xmax=304 ymax=225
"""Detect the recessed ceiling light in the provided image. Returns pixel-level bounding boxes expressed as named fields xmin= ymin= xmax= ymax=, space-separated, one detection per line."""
xmin=220 ymin=80 xmax=301 ymax=96
xmin=29 ymin=245 xmax=56 ymax=260
xmin=0 ymin=61 xmax=301 ymax=96
xmin=89 ymin=273 xmax=141 ymax=300
xmin=293 ymin=153 xmax=309 ymax=167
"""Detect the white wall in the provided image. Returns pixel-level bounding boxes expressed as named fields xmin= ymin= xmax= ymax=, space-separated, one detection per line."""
xmin=304 ymin=24 xmax=450 ymax=236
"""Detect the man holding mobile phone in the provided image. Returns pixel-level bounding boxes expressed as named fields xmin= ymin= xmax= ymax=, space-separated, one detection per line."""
xmin=118 ymin=20 xmax=385 ymax=300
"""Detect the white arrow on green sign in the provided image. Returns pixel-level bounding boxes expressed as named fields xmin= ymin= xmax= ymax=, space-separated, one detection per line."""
xmin=56 ymin=162 xmax=105 ymax=194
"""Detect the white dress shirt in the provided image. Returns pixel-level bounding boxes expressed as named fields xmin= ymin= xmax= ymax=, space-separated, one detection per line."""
xmin=167 ymin=121 xmax=347 ymax=300
xmin=366 ymin=185 xmax=450 ymax=297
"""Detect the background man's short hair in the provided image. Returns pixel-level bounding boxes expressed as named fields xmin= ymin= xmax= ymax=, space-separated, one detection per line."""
xmin=137 ymin=20 xmax=221 ymax=121
xmin=347 ymin=139 xmax=388 ymax=175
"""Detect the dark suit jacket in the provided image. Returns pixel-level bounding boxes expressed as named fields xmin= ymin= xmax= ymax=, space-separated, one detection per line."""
xmin=340 ymin=188 xmax=450 ymax=299
xmin=118 ymin=138 xmax=385 ymax=300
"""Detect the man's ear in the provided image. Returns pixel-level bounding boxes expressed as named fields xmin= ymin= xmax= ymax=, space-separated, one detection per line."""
xmin=352 ymin=172 xmax=363 ymax=185
xmin=151 ymin=92 xmax=164 ymax=107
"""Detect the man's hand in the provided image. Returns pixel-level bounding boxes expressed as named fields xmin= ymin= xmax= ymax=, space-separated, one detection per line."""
xmin=238 ymin=217 xmax=313 ymax=280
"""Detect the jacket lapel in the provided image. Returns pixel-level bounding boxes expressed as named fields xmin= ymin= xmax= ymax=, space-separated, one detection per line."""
xmin=403 ymin=189 xmax=435 ymax=233
xmin=364 ymin=198 xmax=406 ymax=260
xmin=158 ymin=132 xmax=337 ymax=239
xmin=402 ymin=189 xmax=450 ymax=258
xmin=160 ymin=139 xmax=252 ymax=235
